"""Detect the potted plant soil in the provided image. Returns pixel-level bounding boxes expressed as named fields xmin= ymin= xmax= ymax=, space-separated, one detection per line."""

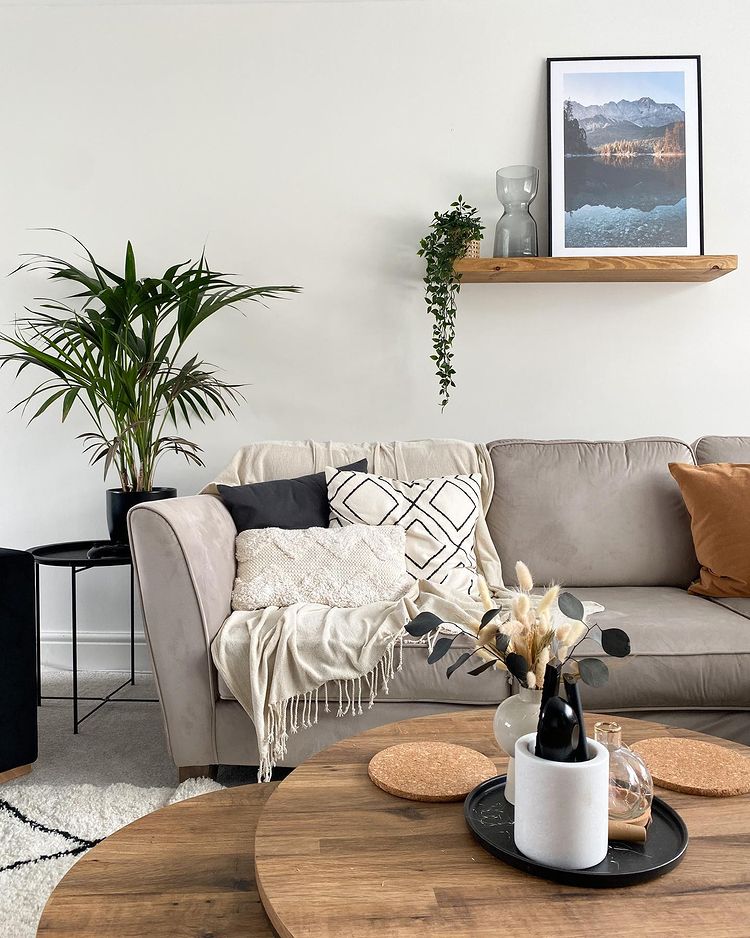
xmin=0 ymin=233 xmax=299 ymax=545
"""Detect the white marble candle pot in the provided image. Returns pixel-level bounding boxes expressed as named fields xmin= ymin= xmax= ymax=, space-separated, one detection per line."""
xmin=513 ymin=732 xmax=609 ymax=870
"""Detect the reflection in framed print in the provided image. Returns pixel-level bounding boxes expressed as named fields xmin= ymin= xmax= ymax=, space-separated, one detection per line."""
xmin=547 ymin=56 xmax=703 ymax=256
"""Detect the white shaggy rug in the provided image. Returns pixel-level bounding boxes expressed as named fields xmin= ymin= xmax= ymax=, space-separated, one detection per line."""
xmin=0 ymin=776 xmax=222 ymax=938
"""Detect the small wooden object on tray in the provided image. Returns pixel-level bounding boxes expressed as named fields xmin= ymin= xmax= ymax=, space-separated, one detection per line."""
xmin=608 ymin=809 xmax=650 ymax=843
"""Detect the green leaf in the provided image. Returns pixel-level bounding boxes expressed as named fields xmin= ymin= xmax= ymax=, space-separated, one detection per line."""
xmin=558 ymin=591 xmax=585 ymax=621
xmin=124 ymin=241 xmax=136 ymax=285
xmin=29 ymin=388 xmax=67 ymax=420
xmin=468 ymin=660 xmax=497 ymax=676
xmin=427 ymin=634 xmax=457 ymax=664
xmin=61 ymin=387 xmax=78 ymax=421
xmin=600 ymin=628 xmax=631 ymax=658
xmin=504 ymin=652 xmax=529 ymax=683
xmin=481 ymin=608 xmax=501 ymax=627
xmin=405 ymin=612 xmax=443 ymax=637
xmin=446 ymin=651 xmax=474 ymax=679
xmin=495 ymin=631 xmax=510 ymax=654
xmin=578 ymin=658 xmax=609 ymax=687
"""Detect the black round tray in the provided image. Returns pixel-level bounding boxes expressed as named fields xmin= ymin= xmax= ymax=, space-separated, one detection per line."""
xmin=465 ymin=774 xmax=688 ymax=888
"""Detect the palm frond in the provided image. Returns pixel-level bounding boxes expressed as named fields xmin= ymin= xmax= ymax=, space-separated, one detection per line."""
xmin=0 ymin=233 xmax=301 ymax=490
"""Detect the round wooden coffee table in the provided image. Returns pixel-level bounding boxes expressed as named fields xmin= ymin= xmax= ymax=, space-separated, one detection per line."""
xmin=255 ymin=710 xmax=750 ymax=938
xmin=37 ymin=784 xmax=277 ymax=937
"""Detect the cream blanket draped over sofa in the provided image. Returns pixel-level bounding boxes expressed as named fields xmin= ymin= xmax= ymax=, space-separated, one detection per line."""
xmin=207 ymin=440 xmax=505 ymax=781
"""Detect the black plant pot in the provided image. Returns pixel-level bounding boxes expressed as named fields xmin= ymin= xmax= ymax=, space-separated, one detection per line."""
xmin=106 ymin=487 xmax=178 ymax=544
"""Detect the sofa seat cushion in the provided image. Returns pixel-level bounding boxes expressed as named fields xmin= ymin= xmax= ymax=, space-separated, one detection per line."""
xmin=707 ymin=597 xmax=750 ymax=621
xmin=570 ymin=587 xmax=750 ymax=711
xmin=216 ymin=587 xmax=750 ymax=711
xmin=216 ymin=630 xmax=510 ymax=706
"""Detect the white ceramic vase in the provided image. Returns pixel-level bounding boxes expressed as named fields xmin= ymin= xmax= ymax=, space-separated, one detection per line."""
xmin=513 ymin=731 xmax=609 ymax=870
xmin=493 ymin=686 xmax=542 ymax=805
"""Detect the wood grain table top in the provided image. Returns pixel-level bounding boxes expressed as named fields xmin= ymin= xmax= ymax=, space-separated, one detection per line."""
xmin=35 ymin=711 xmax=750 ymax=938
xmin=254 ymin=710 xmax=750 ymax=938
xmin=37 ymin=783 xmax=278 ymax=938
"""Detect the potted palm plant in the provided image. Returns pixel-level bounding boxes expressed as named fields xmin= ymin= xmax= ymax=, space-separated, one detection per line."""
xmin=0 ymin=233 xmax=299 ymax=545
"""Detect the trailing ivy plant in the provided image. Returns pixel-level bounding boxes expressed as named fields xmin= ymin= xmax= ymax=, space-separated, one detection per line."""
xmin=417 ymin=196 xmax=483 ymax=409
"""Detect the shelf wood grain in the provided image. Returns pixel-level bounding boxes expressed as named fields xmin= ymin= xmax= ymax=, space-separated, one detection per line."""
xmin=453 ymin=254 xmax=738 ymax=283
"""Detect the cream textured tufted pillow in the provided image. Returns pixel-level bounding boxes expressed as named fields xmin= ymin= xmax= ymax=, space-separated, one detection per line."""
xmin=231 ymin=524 xmax=411 ymax=611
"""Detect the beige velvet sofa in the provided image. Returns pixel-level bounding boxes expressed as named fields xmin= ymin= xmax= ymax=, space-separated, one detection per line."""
xmin=128 ymin=436 xmax=750 ymax=777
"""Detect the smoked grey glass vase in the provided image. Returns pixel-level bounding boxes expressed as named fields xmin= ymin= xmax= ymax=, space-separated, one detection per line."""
xmin=493 ymin=165 xmax=539 ymax=257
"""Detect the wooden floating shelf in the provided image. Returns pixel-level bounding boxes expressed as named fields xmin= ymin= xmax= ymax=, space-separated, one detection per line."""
xmin=453 ymin=255 xmax=738 ymax=284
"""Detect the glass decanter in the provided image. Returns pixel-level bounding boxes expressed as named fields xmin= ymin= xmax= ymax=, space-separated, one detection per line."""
xmin=493 ymin=165 xmax=539 ymax=257
xmin=594 ymin=721 xmax=654 ymax=821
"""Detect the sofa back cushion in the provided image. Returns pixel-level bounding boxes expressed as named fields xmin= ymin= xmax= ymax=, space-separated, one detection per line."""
xmin=694 ymin=436 xmax=750 ymax=464
xmin=487 ymin=438 xmax=698 ymax=587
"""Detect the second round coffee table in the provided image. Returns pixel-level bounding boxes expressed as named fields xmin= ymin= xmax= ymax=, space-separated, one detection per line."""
xmin=255 ymin=709 xmax=750 ymax=938
xmin=37 ymin=784 xmax=277 ymax=937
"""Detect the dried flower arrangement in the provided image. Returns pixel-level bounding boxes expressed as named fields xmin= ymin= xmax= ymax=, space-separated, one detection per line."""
xmin=405 ymin=561 xmax=631 ymax=690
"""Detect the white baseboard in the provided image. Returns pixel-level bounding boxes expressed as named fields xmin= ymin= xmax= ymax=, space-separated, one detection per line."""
xmin=41 ymin=630 xmax=153 ymax=673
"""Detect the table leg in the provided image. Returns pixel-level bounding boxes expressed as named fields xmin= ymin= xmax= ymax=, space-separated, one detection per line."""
xmin=71 ymin=567 xmax=79 ymax=734
xmin=130 ymin=565 xmax=135 ymax=686
xmin=34 ymin=562 xmax=41 ymax=706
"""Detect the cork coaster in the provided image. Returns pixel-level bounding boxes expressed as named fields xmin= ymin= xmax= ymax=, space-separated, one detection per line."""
xmin=632 ymin=737 xmax=750 ymax=798
xmin=368 ymin=741 xmax=497 ymax=802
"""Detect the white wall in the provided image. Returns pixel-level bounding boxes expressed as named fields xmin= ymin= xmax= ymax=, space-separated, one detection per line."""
xmin=1 ymin=0 xmax=748 ymax=668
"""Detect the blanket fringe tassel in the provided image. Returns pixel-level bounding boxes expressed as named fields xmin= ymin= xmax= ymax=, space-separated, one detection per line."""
xmin=259 ymin=633 xmax=404 ymax=783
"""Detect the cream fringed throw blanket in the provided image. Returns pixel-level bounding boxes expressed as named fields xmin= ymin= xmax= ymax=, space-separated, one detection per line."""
xmin=207 ymin=440 xmax=504 ymax=781
xmin=213 ymin=580 xmax=489 ymax=780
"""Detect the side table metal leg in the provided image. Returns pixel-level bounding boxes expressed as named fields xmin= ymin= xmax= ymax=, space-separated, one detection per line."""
xmin=35 ymin=562 xmax=41 ymax=706
xmin=71 ymin=567 xmax=79 ymax=734
xmin=130 ymin=565 xmax=135 ymax=686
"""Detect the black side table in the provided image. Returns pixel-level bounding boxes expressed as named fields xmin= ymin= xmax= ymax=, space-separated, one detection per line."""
xmin=31 ymin=540 xmax=157 ymax=733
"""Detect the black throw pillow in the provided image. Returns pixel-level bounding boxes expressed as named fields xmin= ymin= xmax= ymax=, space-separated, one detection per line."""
xmin=217 ymin=459 xmax=368 ymax=532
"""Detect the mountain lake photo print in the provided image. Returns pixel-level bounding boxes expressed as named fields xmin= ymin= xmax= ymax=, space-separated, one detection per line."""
xmin=563 ymin=70 xmax=687 ymax=248
xmin=548 ymin=58 xmax=703 ymax=255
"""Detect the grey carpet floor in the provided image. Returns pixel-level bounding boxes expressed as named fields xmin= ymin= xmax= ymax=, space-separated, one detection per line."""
xmin=18 ymin=668 xmax=260 ymax=789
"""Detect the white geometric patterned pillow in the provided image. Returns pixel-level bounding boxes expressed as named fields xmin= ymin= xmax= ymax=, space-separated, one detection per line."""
xmin=326 ymin=468 xmax=482 ymax=596
xmin=231 ymin=524 xmax=411 ymax=611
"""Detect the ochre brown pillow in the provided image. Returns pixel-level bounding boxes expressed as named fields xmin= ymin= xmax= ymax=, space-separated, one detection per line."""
xmin=669 ymin=462 xmax=750 ymax=597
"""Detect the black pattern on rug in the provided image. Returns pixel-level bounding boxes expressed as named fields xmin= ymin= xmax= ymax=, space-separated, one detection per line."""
xmin=0 ymin=799 xmax=102 ymax=873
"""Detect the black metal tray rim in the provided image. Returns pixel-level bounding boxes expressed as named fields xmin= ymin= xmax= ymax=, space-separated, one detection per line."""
xmin=464 ymin=773 xmax=689 ymax=888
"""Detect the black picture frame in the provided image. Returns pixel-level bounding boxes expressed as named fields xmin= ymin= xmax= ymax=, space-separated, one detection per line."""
xmin=547 ymin=55 xmax=704 ymax=257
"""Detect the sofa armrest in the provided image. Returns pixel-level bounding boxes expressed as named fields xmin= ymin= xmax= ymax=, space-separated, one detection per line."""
xmin=128 ymin=495 xmax=236 ymax=767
